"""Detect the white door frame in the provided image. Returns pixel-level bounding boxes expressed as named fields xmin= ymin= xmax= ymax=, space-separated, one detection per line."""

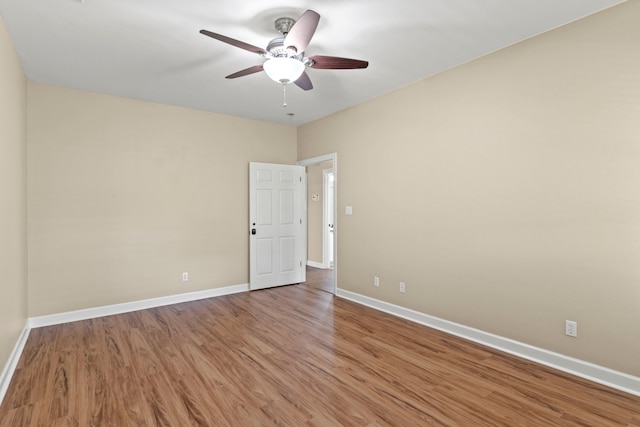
xmin=297 ymin=153 xmax=337 ymax=294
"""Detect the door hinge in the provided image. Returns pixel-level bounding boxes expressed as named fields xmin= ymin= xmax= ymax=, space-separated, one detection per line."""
xmin=300 ymin=261 xmax=303 ymax=267
xmin=300 ymin=218 xmax=302 ymax=224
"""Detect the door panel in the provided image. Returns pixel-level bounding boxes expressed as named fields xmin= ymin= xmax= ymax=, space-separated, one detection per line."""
xmin=256 ymin=238 xmax=273 ymax=275
xmin=280 ymin=236 xmax=295 ymax=272
xmin=250 ymin=162 xmax=306 ymax=290
xmin=257 ymin=190 xmax=272 ymax=225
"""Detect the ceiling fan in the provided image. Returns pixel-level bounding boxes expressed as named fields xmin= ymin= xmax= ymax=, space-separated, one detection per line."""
xmin=199 ymin=9 xmax=369 ymax=92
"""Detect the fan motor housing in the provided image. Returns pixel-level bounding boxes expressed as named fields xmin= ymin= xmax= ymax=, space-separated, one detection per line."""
xmin=267 ymin=37 xmax=303 ymax=59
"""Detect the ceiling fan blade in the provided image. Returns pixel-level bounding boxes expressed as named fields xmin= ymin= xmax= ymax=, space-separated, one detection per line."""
xmin=200 ymin=30 xmax=266 ymax=55
xmin=283 ymin=10 xmax=320 ymax=53
xmin=225 ymin=65 xmax=264 ymax=79
xmin=308 ymin=55 xmax=369 ymax=70
xmin=294 ymin=71 xmax=313 ymax=91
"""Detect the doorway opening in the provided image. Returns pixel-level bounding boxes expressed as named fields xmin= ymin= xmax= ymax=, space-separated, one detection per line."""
xmin=297 ymin=153 xmax=337 ymax=294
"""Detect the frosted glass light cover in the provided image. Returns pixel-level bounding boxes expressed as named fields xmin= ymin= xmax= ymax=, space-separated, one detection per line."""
xmin=263 ymin=57 xmax=305 ymax=84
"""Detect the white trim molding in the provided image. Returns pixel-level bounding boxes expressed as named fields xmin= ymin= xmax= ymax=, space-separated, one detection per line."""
xmin=29 ymin=283 xmax=249 ymax=328
xmin=306 ymin=260 xmax=325 ymax=269
xmin=336 ymin=288 xmax=640 ymax=397
xmin=0 ymin=322 xmax=31 ymax=405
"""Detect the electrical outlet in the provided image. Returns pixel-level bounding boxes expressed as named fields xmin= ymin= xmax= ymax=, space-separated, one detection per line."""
xmin=399 ymin=282 xmax=406 ymax=293
xmin=565 ymin=320 xmax=577 ymax=337
xmin=182 ymin=272 xmax=189 ymax=282
xmin=374 ymin=276 xmax=380 ymax=287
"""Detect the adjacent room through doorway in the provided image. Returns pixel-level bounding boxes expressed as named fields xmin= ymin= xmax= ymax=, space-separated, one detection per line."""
xmin=298 ymin=153 xmax=337 ymax=294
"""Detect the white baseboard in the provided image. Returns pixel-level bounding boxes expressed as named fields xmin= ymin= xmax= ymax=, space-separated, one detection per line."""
xmin=336 ymin=288 xmax=640 ymax=397
xmin=0 ymin=322 xmax=31 ymax=405
xmin=306 ymin=260 xmax=325 ymax=269
xmin=29 ymin=283 xmax=249 ymax=328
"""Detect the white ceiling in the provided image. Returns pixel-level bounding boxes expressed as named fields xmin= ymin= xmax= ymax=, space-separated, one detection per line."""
xmin=0 ymin=0 xmax=623 ymax=126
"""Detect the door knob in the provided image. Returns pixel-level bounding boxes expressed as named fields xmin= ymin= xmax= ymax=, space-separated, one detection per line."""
xmin=251 ymin=228 xmax=256 ymax=235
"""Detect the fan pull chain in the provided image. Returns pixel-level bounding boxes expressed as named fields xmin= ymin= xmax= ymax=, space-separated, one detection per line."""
xmin=282 ymin=82 xmax=288 ymax=107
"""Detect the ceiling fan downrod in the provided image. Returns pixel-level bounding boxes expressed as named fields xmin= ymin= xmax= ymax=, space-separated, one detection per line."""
xmin=275 ymin=17 xmax=295 ymax=36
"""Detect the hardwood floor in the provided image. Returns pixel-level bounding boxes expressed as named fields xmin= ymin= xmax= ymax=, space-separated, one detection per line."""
xmin=302 ymin=266 xmax=335 ymax=294
xmin=1 ymin=273 xmax=639 ymax=426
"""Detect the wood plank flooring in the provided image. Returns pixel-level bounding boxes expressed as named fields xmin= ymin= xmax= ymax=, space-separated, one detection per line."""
xmin=302 ymin=266 xmax=335 ymax=294
xmin=1 ymin=268 xmax=639 ymax=426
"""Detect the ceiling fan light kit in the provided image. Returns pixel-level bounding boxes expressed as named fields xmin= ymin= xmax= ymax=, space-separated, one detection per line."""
xmin=263 ymin=57 xmax=305 ymax=84
xmin=200 ymin=9 xmax=369 ymax=97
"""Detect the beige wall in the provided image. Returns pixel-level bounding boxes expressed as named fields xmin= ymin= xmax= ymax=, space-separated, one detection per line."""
xmin=306 ymin=161 xmax=333 ymax=264
xmin=28 ymin=84 xmax=297 ymax=316
xmin=298 ymin=1 xmax=640 ymax=376
xmin=0 ymin=17 xmax=28 ymax=370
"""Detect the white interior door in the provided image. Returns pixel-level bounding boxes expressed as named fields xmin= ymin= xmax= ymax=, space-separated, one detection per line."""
xmin=249 ymin=162 xmax=306 ymax=290
xmin=323 ymin=168 xmax=335 ymax=269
